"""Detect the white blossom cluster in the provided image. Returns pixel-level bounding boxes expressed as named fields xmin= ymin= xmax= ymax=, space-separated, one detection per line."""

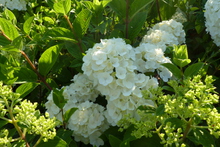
xmin=141 ymin=19 xmax=185 ymax=51
xmin=46 ymin=19 xmax=186 ymax=146
xmin=204 ymin=0 xmax=220 ymax=46
xmin=45 ymin=73 xmax=108 ymax=147
xmin=0 ymin=0 xmax=27 ymax=11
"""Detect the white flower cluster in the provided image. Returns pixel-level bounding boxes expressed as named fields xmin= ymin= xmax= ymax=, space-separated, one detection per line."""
xmin=46 ymin=19 xmax=186 ymax=146
xmin=141 ymin=19 xmax=185 ymax=51
xmin=204 ymin=0 xmax=220 ymax=46
xmin=0 ymin=0 xmax=27 ymax=11
xmin=45 ymin=73 xmax=108 ymax=147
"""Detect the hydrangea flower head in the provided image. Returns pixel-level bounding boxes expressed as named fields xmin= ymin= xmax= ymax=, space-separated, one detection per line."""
xmin=0 ymin=0 xmax=27 ymax=10
xmin=205 ymin=0 xmax=220 ymax=46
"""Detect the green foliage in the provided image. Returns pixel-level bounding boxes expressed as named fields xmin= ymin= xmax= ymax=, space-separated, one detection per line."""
xmin=0 ymin=0 xmax=220 ymax=146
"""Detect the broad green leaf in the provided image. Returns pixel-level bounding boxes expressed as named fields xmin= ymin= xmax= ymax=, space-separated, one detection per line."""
xmin=65 ymin=42 xmax=83 ymax=59
xmin=56 ymin=129 xmax=73 ymax=145
xmin=52 ymin=0 xmax=71 ymax=15
xmin=156 ymin=105 xmax=165 ymax=116
xmin=127 ymin=11 xmax=148 ymax=41
xmin=173 ymin=45 xmax=191 ymax=67
xmin=38 ymin=44 xmax=62 ymax=76
xmin=63 ymin=107 xmax=78 ymax=123
xmin=0 ymin=35 xmax=23 ymax=52
xmin=184 ymin=62 xmax=204 ymax=78
xmin=16 ymin=82 xmax=39 ymax=98
xmin=23 ymin=16 xmax=35 ymax=35
xmin=72 ymin=9 xmax=92 ymax=38
xmin=0 ymin=64 xmax=18 ymax=85
xmin=2 ymin=9 xmax=17 ymax=24
xmin=164 ymin=118 xmax=184 ymax=129
xmin=13 ymin=67 xmax=38 ymax=83
xmin=108 ymin=0 xmax=126 ymax=19
xmin=162 ymin=63 xmax=182 ymax=79
xmin=0 ymin=18 xmax=19 ymax=41
xmin=0 ymin=120 xmax=8 ymax=128
xmin=38 ymin=136 xmax=68 ymax=147
xmin=188 ymin=129 xmax=215 ymax=147
xmin=173 ymin=58 xmax=191 ymax=68
xmin=50 ymin=37 xmax=77 ymax=43
xmin=129 ymin=0 xmax=153 ymax=19
xmin=0 ymin=35 xmax=11 ymax=46
xmin=53 ymin=88 xmax=67 ymax=109
xmin=43 ymin=27 xmax=75 ymax=40
xmin=109 ymin=135 xmax=122 ymax=147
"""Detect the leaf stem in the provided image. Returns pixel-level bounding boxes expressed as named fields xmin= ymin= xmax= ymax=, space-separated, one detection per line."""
xmin=33 ymin=136 xmax=43 ymax=147
xmin=125 ymin=0 xmax=130 ymax=39
xmin=63 ymin=15 xmax=84 ymax=53
xmin=156 ymin=0 xmax=162 ymax=22
xmin=20 ymin=51 xmax=52 ymax=90
xmin=182 ymin=118 xmax=193 ymax=142
xmin=0 ymin=31 xmax=12 ymax=42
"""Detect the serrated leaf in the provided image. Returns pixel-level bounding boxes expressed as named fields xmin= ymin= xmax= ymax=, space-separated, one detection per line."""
xmin=38 ymin=136 xmax=68 ymax=147
xmin=188 ymin=129 xmax=215 ymax=147
xmin=173 ymin=45 xmax=191 ymax=68
xmin=73 ymin=9 xmax=92 ymax=38
xmin=53 ymin=88 xmax=66 ymax=109
xmin=56 ymin=129 xmax=73 ymax=145
xmin=48 ymin=0 xmax=71 ymax=15
xmin=0 ymin=18 xmax=19 ymax=41
xmin=184 ymin=62 xmax=204 ymax=78
xmin=164 ymin=118 xmax=184 ymax=129
xmin=162 ymin=63 xmax=182 ymax=79
xmin=127 ymin=11 xmax=148 ymax=41
xmin=65 ymin=42 xmax=83 ymax=59
xmin=16 ymin=82 xmax=39 ymax=98
xmin=173 ymin=58 xmax=191 ymax=68
xmin=64 ymin=107 xmax=78 ymax=123
xmin=156 ymin=105 xmax=165 ymax=116
xmin=23 ymin=16 xmax=34 ymax=35
xmin=13 ymin=67 xmax=38 ymax=83
xmin=109 ymin=135 xmax=122 ymax=147
xmin=38 ymin=44 xmax=62 ymax=76
xmin=129 ymin=0 xmax=153 ymax=19
xmin=43 ymin=27 xmax=75 ymax=40
xmin=108 ymin=0 xmax=126 ymax=19
xmin=2 ymin=9 xmax=17 ymax=24
xmin=0 ymin=120 xmax=8 ymax=128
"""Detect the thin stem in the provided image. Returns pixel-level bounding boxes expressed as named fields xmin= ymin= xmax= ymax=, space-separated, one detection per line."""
xmin=33 ymin=136 xmax=43 ymax=147
xmin=125 ymin=0 xmax=130 ymax=39
xmin=20 ymin=51 xmax=52 ymax=90
xmin=182 ymin=118 xmax=193 ymax=142
xmin=156 ymin=0 xmax=162 ymax=22
xmin=0 ymin=31 xmax=12 ymax=42
xmin=63 ymin=15 xmax=84 ymax=53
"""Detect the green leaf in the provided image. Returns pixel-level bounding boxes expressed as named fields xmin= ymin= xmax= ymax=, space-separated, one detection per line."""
xmin=164 ymin=118 xmax=184 ymax=129
xmin=184 ymin=62 xmax=204 ymax=78
xmin=161 ymin=63 xmax=182 ymax=79
xmin=47 ymin=0 xmax=71 ymax=15
xmin=0 ymin=120 xmax=8 ymax=128
xmin=0 ymin=35 xmax=11 ymax=46
xmin=23 ymin=16 xmax=35 ymax=35
xmin=188 ymin=129 xmax=215 ymax=147
xmin=0 ymin=35 xmax=23 ymax=52
xmin=16 ymin=82 xmax=39 ymax=98
xmin=173 ymin=58 xmax=191 ymax=68
xmin=63 ymin=107 xmax=78 ymax=123
xmin=56 ymin=129 xmax=73 ymax=145
xmin=108 ymin=0 xmax=126 ymax=19
xmin=38 ymin=136 xmax=68 ymax=147
xmin=129 ymin=0 xmax=153 ymax=19
xmin=2 ymin=9 xmax=17 ymax=24
xmin=72 ymin=9 xmax=92 ymax=38
xmin=156 ymin=105 xmax=165 ymax=116
xmin=109 ymin=135 xmax=122 ymax=147
xmin=127 ymin=11 xmax=148 ymax=41
xmin=43 ymin=27 xmax=76 ymax=40
xmin=53 ymin=88 xmax=67 ymax=109
xmin=173 ymin=45 xmax=191 ymax=68
xmin=38 ymin=44 xmax=62 ymax=76
xmin=13 ymin=67 xmax=38 ymax=83
xmin=0 ymin=18 xmax=19 ymax=41
xmin=65 ymin=42 xmax=83 ymax=59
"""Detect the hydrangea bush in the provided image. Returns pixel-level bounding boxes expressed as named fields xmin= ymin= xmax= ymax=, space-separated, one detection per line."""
xmin=0 ymin=0 xmax=220 ymax=146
